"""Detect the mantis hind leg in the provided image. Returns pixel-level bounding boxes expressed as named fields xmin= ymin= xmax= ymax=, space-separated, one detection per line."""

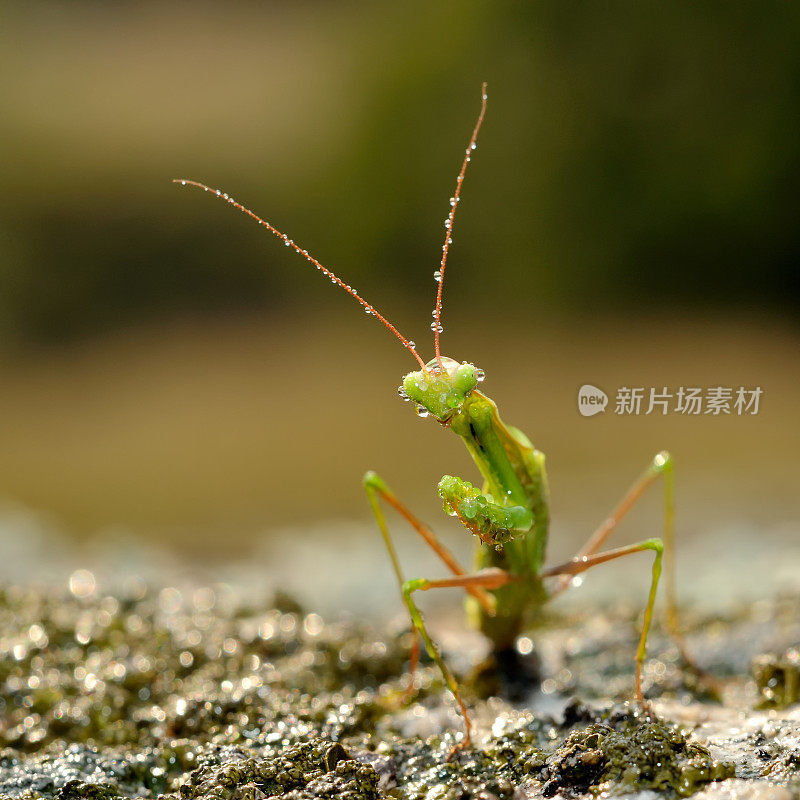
xmin=553 ymin=451 xmax=673 ymax=598
xmin=543 ymin=539 xmax=664 ymax=702
xmin=554 ymin=452 xmax=709 ymax=685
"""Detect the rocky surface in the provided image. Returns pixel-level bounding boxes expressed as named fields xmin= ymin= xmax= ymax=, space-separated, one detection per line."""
xmin=0 ymin=578 xmax=797 ymax=799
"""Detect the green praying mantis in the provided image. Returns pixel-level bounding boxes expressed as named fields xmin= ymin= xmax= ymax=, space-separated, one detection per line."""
xmin=175 ymin=84 xmax=682 ymax=752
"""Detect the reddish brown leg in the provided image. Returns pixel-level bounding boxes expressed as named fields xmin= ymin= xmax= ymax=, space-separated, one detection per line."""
xmin=402 ymin=568 xmax=517 ymax=757
xmin=363 ymin=471 xmax=496 ymax=703
xmin=553 ymin=453 xmax=671 ymax=595
xmin=544 ymin=539 xmax=664 ymax=704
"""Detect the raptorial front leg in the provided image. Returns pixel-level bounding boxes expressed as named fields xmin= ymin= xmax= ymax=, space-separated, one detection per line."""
xmin=437 ymin=475 xmax=534 ymax=546
xmin=543 ymin=539 xmax=664 ymax=703
xmin=403 ymin=568 xmax=517 ymax=755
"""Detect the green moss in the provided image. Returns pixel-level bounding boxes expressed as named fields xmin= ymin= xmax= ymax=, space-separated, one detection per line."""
xmin=166 ymin=741 xmax=379 ymax=800
xmin=752 ymin=650 xmax=800 ymax=708
xmin=511 ymin=710 xmax=735 ymax=798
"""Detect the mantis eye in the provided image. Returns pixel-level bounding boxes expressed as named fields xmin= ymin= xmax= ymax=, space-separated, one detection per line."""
xmin=454 ymin=363 xmax=478 ymax=394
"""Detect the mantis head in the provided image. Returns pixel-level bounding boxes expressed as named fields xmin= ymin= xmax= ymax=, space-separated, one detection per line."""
xmin=399 ymin=357 xmax=485 ymax=422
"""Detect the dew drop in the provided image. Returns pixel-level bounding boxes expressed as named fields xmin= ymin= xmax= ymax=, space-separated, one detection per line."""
xmin=364 ymin=307 xmax=371 ymax=314
xmin=180 ymin=180 xmax=186 ymax=186
xmin=471 ymin=142 xmax=477 ymax=150
xmin=433 ymin=270 xmax=442 ymax=282
xmin=408 ymin=340 xmax=415 ymax=348
xmin=415 ymin=405 xmax=429 ymax=418
xmin=215 ymin=190 xmax=221 ymax=196
xmin=449 ymin=197 xmax=456 ymax=207
xmin=476 ymin=369 xmax=486 ymax=382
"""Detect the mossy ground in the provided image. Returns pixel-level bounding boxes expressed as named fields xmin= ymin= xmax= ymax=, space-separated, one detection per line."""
xmin=0 ymin=582 xmax=797 ymax=799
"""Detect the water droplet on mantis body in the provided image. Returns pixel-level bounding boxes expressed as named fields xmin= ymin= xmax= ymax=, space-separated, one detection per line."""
xmin=476 ymin=369 xmax=486 ymax=382
xmin=415 ymin=405 xmax=429 ymax=418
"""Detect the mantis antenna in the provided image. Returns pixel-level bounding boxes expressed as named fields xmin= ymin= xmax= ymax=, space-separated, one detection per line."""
xmin=172 ymin=179 xmax=428 ymax=371
xmin=432 ymin=82 xmax=488 ymax=367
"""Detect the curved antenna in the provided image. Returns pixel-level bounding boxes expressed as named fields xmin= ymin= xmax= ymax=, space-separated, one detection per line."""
xmin=432 ymin=82 xmax=488 ymax=366
xmin=173 ymin=179 xmax=427 ymax=370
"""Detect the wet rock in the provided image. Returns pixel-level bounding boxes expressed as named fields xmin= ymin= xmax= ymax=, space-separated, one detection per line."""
xmin=0 ymin=582 xmax=797 ymax=799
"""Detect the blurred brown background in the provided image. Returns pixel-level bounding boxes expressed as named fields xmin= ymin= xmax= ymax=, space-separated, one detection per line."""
xmin=0 ymin=2 xmax=798 ymax=610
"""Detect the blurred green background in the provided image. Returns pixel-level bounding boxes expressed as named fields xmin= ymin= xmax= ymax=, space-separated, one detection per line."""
xmin=0 ymin=2 xmax=798 ymax=605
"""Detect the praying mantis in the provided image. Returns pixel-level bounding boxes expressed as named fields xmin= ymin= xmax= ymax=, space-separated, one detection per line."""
xmin=175 ymin=84 xmax=680 ymax=752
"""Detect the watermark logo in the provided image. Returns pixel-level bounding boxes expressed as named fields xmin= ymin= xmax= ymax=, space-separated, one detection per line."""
xmin=577 ymin=384 xmax=608 ymax=417
xmin=578 ymin=385 xmax=763 ymax=416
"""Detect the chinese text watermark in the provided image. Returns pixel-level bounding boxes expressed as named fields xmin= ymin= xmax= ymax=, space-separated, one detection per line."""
xmin=578 ymin=385 xmax=762 ymax=417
